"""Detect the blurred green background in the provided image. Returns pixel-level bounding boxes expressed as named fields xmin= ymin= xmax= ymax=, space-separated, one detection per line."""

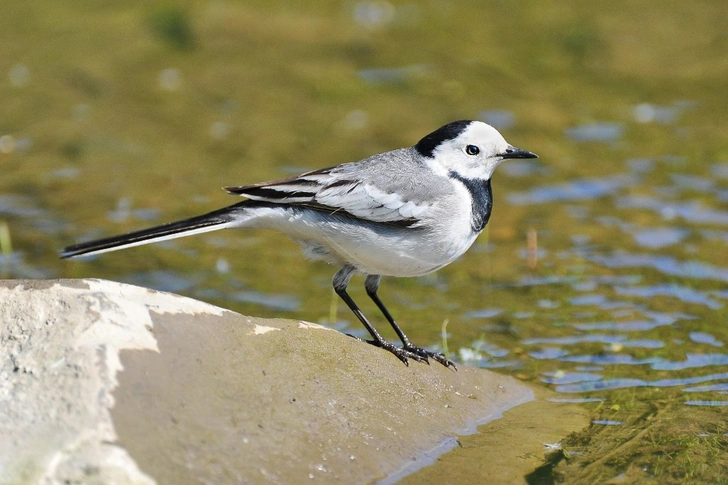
xmin=2 ymin=1 xmax=728 ymax=482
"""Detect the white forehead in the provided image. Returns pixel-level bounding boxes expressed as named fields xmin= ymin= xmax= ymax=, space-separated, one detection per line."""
xmin=455 ymin=121 xmax=508 ymax=148
xmin=434 ymin=121 xmax=509 ymax=156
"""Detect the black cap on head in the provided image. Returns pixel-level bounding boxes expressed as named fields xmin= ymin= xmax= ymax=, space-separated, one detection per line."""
xmin=415 ymin=120 xmax=472 ymax=158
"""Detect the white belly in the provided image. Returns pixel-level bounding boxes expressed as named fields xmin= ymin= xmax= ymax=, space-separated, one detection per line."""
xmin=239 ymin=203 xmax=478 ymax=277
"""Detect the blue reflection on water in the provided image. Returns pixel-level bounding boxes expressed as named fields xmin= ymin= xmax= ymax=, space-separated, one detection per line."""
xmin=683 ymin=383 xmax=728 ymax=393
xmin=529 ymin=348 xmax=570 ymax=360
xmin=701 ymin=229 xmax=728 ymax=243
xmin=193 ymin=287 xmax=300 ymax=312
xmin=523 ymin=334 xmax=626 ymax=345
xmin=232 ymin=290 xmax=301 ymax=312
xmin=541 ymin=371 xmax=602 ymax=385
xmin=479 ymin=110 xmax=515 ymax=130
xmin=651 ymin=354 xmax=728 ymax=371
xmin=617 ymin=196 xmax=728 ymax=225
xmin=128 ymin=270 xmax=198 ymax=293
xmin=555 ymin=372 xmax=728 ymax=393
xmin=358 ymin=64 xmax=430 ymax=84
xmin=596 ymin=217 xmax=690 ymax=249
xmin=1 ymin=251 xmax=52 ymax=278
xmin=618 ymin=339 xmax=665 ymax=349
xmin=463 ymin=308 xmax=503 ymax=319
xmin=571 ymin=311 xmax=687 ymax=332
xmin=670 ymin=174 xmax=715 ymax=191
xmin=559 ymin=355 xmax=664 ymax=366
xmin=565 ymin=122 xmax=624 ymax=142
xmin=548 ymin=397 xmax=604 ymax=403
xmin=589 ymin=252 xmax=728 ymax=283
xmin=509 ymin=175 xmax=635 ymax=205
xmin=615 ymin=285 xmax=723 ymax=310
xmin=689 ymin=332 xmax=724 ymax=347
xmin=500 ymin=160 xmax=548 ymax=178
xmin=629 ymin=226 xmax=689 ymax=249
xmin=633 ymin=103 xmax=681 ymax=124
xmin=0 ymin=195 xmax=46 ymax=217
xmin=711 ymin=163 xmax=728 ymax=179
xmin=626 ymin=158 xmax=655 ymax=173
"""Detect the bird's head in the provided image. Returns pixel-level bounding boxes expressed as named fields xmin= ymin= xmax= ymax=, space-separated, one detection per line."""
xmin=415 ymin=120 xmax=538 ymax=179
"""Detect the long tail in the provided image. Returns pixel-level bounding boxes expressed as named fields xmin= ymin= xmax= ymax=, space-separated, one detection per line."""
xmin=61 ymin=201 xmax=251 ymax=259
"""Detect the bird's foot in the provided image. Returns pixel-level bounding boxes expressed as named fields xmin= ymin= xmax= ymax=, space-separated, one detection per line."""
xmin=348 ymin=335 xmax=425 ymax=366
xmin=402 ymin=344 xmax=458 ymax=370
xmin=347 ymin=334 xmax=456 ymax=369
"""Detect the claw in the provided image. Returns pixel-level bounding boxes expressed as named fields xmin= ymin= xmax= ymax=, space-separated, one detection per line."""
xmin=404 ymin=345 xmax=458 ymax=370
xmin=346 ymin=334 xmax=456 ymax=369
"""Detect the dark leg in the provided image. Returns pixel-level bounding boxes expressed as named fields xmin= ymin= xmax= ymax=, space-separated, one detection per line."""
xmin=333 ymin=265 xmax=427 ymax=366
xmin=364 ymin=275 xmax=457 ymax=369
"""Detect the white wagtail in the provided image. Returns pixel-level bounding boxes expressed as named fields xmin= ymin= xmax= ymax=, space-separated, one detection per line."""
xmin=61 ymin=120 xmax=537 ymax=368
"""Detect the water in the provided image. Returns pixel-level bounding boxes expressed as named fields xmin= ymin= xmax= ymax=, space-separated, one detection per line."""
xmin=1 ymin=1 xmax=727 ymax=482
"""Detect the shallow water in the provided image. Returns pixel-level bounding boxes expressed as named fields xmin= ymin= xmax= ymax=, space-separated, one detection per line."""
xmin=2 ymin=1 xmax=727 ymax=482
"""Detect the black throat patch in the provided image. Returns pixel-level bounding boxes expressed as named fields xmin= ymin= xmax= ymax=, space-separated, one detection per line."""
xmin=448 ymin=172 xmax=493 ymax=233
xmin=415 ymin=120 xmax=472 ymax=158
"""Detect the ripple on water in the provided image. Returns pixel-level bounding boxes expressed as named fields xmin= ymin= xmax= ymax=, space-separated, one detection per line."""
xmin=463 ymin=308 xmax=503 ymax=319
xmin=633 ymin=102 xmax=687 ymax=124
xmin=478 ymin=110 xmax=515 ymax=130
xmin=541 ymin=371 xmax=602 ymax=385
xmin=357 ymin=64 xmax=430 ymax=84
xmin=689 ymin=332 xmax=724 ymax=347
xmin=0 ymin=251 xmax=52 ymax=279
xmin=569 ymin=293 xmax=632 ymax=310
xmin=670 ymin=173 xmax=715 ymax=191
xmin=547 ymin=397 xmax=604 ymax=403
xmin=615 ymin=285 xmax=724 ymax=310
xmin=597 ymin=216 xmax=690 ymax=248
xmin=617 ymin=339 xmax=665 ymax=349
xmin=571 ymin=311 xmax=689 ymax=332
xmin=193 ymin=286 xmax=301 ymax=313
xmin=589 ymin=252 xmax=728 ymax=283
xmin=128 ymin=270 xmax=198 ymax=293
xmin=231 ymin=290 xmax=301 ymax=312
xmin=651 ymin=353 xmax=728 ymax=371
xmin=0 ymin=195 xmax=46 ymax=217
xmin=522 ymin=334 xmax=627 ymax=346
xmin=631 ymin=227 xmax=690 ymax=249
xmin=555 ymin=371 xmax=728 ymax=393
xmin=626 ymin=157 xmax=656 ymax=173
xmin=508 ymin=174 xmax=635 ymax=205
xmin=700 ymin=229 xmax=728 ymax=243
xmin=462 ymin=339 xmax=510 ymax=359
xmin=500 ymin=159 xmax=549 ymax=178
xmin=528 ymin=348 xmax=569 ymax=360
xmin=682 ymin=383 xmax=728 ymax=393
xmin=711 ymin=163 xmax=728 ymax=179
xmin=559 ymin=355 xmax=664 ymax=367
xmin=617 ymin=196 xmax=728 ymax=226
xmin=564 ymin=122 xmax=624 ymax=143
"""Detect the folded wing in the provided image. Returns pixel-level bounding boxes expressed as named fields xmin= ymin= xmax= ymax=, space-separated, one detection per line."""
xmin=225 ymin=166 xmax=429 ymax=227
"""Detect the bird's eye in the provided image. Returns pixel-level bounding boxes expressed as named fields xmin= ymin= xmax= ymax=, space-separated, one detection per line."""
xmin=465 ymin=145 xmax=480 ymax=156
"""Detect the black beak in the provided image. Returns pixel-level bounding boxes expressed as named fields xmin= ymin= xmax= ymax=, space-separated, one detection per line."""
xmin=501 ymin=146 xmax=538 ymax=159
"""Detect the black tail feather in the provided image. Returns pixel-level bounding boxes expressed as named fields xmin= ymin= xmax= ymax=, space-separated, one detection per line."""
xmin=60 ymin=201 xmax=249 ymax=259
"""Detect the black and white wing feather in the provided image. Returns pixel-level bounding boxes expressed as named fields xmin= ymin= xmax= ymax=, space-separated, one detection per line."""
xmin=226 ymin=164 xmax=431 ymax=227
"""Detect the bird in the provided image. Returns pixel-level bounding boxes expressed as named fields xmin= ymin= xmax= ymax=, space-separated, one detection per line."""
xmin=61 ymin=120 xmax=537 ymax=368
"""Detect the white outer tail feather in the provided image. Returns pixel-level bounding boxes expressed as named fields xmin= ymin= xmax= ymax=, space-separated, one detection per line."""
xmin=67 ymin=221 xmax=238 ymax=258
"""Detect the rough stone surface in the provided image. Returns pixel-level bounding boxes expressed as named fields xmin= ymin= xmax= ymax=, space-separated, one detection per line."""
xmin=0 ymin=279 xmax=541 ymax=484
